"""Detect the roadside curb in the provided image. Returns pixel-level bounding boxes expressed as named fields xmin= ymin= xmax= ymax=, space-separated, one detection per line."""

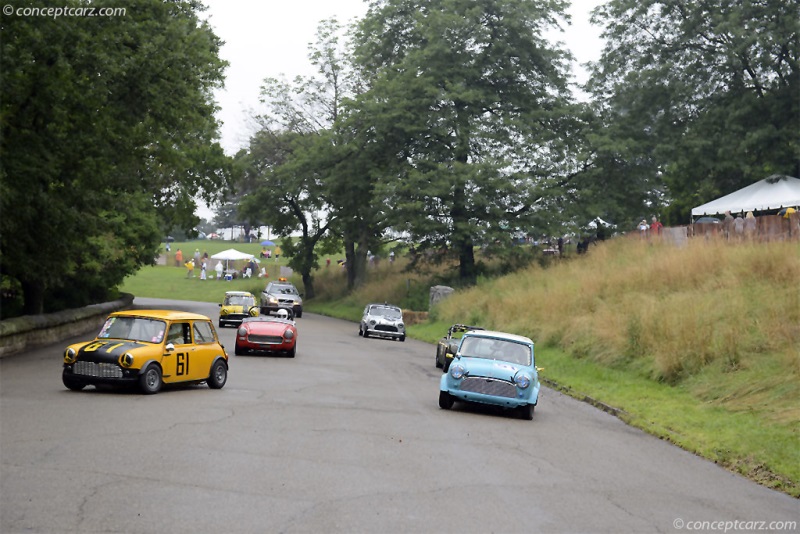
xmin=540 ymin=377 xmax=629 ymax=419
xmin=0 ymin=294 xmax=134 ymax=358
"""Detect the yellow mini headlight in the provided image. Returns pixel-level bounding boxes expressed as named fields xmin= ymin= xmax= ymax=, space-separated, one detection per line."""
xmin=120 ymin=353 xmax=134 ymax=367
xmin=64 ymin=348 xmax=77 ymax=364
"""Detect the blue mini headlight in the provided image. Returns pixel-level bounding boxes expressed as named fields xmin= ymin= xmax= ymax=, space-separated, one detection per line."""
xmin=514 ymin=372 xmax=531 ymax=389
xmin=450 ymin=364 xmax=465 ymax=379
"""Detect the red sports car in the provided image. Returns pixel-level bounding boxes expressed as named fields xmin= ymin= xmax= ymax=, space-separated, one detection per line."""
xmin=234 ymin=311 xmax=297 ymax=357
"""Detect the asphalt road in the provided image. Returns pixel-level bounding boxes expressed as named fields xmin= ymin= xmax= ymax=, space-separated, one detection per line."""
xmin=1 ymin=297 xmax=797 ymax=534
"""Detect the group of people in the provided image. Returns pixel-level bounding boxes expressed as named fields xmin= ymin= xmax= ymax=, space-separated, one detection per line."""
xmin=638 ymin=216 xmax=664 ymax=237
xmin=259 ymin=246 xmax=281 ymax=259
xmin=170 ymin=245 xmax=277 ymax=281
xmin=723 ymin=211 xmax=757 ymax=240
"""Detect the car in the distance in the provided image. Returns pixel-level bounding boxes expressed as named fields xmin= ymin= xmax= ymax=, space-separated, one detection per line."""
xmin=439 ymin=330 xmax=540 ymax=420
xmin=260 ymin=278 xmax=303 ymax=318
xmin=359 ymin=303 xmax=405 ymax=342
xmin=62 ymin=310 xmax=229 ymax=395
xmin=218 ymin=290 xmax=259 ymax=327
xmin=235 ymin=308 xmax=298 ymax=357
xmin=436 ymin=323 xmax=484 ymax=371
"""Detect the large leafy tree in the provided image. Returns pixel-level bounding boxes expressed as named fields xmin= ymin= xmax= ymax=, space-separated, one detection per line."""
xmin=1 ymin=0 xmax=230 ymax=315
xmin=586 ymin=0 xmax=799 ymax=222
xmin=239 ymin=130 xmax=333 ymax=299
xmin=242 ymin=18 xmax=389 ymax=293
xmin=351 ymin=0 xmax=577 ymax=284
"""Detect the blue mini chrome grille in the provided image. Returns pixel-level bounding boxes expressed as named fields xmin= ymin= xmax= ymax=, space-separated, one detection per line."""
xmin=73 ymin=361 xmax=123 ymax=378
xmin=460 ymin=376 xmax=516 ymax=398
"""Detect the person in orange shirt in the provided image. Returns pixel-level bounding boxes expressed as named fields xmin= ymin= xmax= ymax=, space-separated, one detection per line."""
xmin=175 ymin=249 xmax=183 ymax=267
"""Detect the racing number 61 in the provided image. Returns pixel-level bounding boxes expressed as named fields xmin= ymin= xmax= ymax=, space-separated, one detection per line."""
xmin=176 ymin=352 xmax=190 ymax=376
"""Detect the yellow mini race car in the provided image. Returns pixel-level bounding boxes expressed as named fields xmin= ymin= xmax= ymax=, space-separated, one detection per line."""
xmin=62 ymin=310 xmax=229 ymax=394
xmin=218 ymin=291 xmax=259 ymax=328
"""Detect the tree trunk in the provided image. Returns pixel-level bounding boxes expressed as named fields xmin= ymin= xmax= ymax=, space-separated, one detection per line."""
xmin=353 ymin=224 xmax=370 ymax=288
xmin=21 ymin=280 xmax=45 ymax=316
xmin=344 ymin=230 xmax=356 ymax=290
xmin=300 ymin=240 xmax=316 ymax=300
xmin=451 ymin=181 xmax=476 ymax=285
xmin=344 ymin=222 xmax=371 ymax=290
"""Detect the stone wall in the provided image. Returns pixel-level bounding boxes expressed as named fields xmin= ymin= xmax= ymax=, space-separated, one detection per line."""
xmin=0 ymin=294 xmax=134 ymax=358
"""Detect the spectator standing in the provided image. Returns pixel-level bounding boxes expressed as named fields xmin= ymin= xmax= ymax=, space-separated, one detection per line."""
xmin=215 ymin=261 xmax=224 ymax=280
xmin=744 ymin=212 xmax=757 ymax=240
xmin=175 ymin=248 xmax=183 ymax=267
xmin=193 ymin=248 xmax=201 ymax=266
xmin=723 ymin=211 xmax=734 ymax=240
xmin=185 ymin=259 xmax=194 ymax=278
xmin=733 ymin=214 xmax=745 ymax=240
xmin=638 ymin=219 xmax=648 ymax=238
xmin=200 ymin=259 xmax=207 ymax=280
xmin=650 ymin=216 xmax=663 ymax=236
xmin=165 ymin=242 xmax=170 ymax=252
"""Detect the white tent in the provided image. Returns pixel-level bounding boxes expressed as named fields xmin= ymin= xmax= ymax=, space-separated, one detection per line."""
xmin=210 ymin=248 xmax=254 ymax=261
xmin=691 ymin=175 xmax=800 ymax=216
xmin=209 ymin=249 xmax=255 ymax=272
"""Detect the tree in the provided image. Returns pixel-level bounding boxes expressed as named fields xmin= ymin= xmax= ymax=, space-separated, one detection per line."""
xmin=351 ymin=0 xmax=577 ymax=284
xmin=239 ymin=130 xmax=333 ymax=299
xmin=0 ymin=0 xmax=230 ymax=315
xmin=586 ymin=0 xmax=799 ymax=223
xmin=242 ymin=18 xmax=390 ymax=294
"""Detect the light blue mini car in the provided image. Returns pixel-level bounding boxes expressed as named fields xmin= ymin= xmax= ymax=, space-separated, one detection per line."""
xmin=439 ymin=330 xmax=540 ymax=420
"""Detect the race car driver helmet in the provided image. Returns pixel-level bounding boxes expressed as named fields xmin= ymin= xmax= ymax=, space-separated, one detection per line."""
xmin=277 ymin=309 xmax=289 ymax=320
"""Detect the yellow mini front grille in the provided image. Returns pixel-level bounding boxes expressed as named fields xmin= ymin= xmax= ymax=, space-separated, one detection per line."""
xmin=73 ymin=361 xmax=123 ymax=378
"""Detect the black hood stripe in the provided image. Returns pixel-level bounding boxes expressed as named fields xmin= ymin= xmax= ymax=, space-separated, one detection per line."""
xmin=77 ymin=340 xmax=149 ymax=363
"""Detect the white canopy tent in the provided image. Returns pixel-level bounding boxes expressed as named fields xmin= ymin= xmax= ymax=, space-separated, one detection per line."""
xmin=210 ymin=249 xmax=254 ymax=261
xmin=209 ymin=249 xmax=256 ymax=273
xmin=691 ymin=175 xmax=800 ymax=216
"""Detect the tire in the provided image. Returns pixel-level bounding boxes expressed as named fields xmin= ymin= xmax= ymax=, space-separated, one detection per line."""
xmin=296 ymin=310 xmax=302 ymax=318
xmin=363 ymin=329 xmax=369 ymax=339
xmin=358 ymin=325 xmax=363 ymax=336
xmin=435 ymin=347 xmax=443 ymax=368
xmin=288 ymin=345 xmax=296 ymax=358
xmin=218 ymin=321 xmax=224 ymax=328
xmin=439 ymin=390 xmax=454 ymax=410
xmin=62 ymin=372 xmax=86 ymax=391
xmin=234 ymin=343 xmax=244 ymax=356
xmin=207 ymin=360 xmax=227 ymax=389
xmin=443 ymin=359 xmax=451 ymax=373
xmin=399 ymin=335 xmax=405 ymax=342
xmin=139 ymin=364 xmax=162 ymax=395
xmin=518 ymin=404 xmax=534 ymax=420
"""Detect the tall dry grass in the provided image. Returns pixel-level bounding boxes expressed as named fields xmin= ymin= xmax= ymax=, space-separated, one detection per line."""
xmin=434 ymin=238 xmax=800 ymax=387
xmin=310 ymin=258 xmax=455 ymax=311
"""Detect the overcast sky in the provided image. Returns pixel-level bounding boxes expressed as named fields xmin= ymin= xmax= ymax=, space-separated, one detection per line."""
xmin=198 ymin=0 xmax=605 ymax=219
